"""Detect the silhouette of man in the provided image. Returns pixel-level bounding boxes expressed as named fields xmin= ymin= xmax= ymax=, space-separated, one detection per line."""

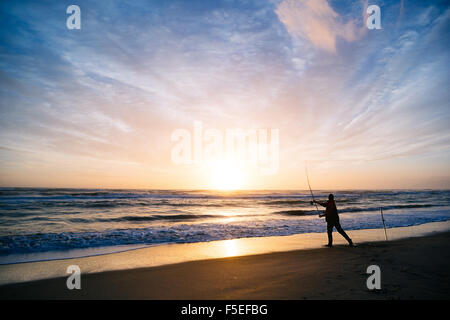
xmin=312 ymin=194 xmax=354 ymax=247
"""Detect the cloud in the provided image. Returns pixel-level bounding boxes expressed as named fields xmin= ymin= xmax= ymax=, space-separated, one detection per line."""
xmin=275 ymin=0 xmax=360 ymax=52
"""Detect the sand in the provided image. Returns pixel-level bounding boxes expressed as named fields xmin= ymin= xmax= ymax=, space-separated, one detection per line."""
xmin=0 ymin=231 xmax=449 ymax=299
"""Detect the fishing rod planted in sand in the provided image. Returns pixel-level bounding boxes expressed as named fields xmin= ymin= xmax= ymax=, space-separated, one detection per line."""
xmin=305 ymin=165 xmax=321 ymax=217
xmin=380 ymin=207 xmax=388 ymax=241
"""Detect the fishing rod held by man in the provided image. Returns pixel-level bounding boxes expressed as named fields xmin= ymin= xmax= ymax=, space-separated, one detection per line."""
xmin=311 ymin=194 xmax=354 ymax=248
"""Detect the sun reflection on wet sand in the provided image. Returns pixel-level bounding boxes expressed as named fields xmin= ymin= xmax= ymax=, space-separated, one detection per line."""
xmin=222 ymin=239 xmax=240 ymax=257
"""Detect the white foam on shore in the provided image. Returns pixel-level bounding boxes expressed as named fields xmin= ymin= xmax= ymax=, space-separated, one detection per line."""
xmin=0 ymin=220 xmax=449 ymax=285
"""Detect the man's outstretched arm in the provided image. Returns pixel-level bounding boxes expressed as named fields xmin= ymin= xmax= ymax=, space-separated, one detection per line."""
xmin=311 ymin=200 xmax=327 ymax=218
xmin=312 ymin=200 xmax=328 ymax=207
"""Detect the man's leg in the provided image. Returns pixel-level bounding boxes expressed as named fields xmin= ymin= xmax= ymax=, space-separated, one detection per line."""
xmin=327 ymin=221 xmax=333 ymax=246
xmin=335 ymin=220 xmax=353 ymax=245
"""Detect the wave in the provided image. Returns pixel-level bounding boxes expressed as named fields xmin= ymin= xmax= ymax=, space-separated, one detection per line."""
xmin=13 ymin=213 xmax=258 ymax=224
xmin=1 ymin=214 xmax=449 ymax=256
xmin=98 ymin=214 xmax=220 ymax=222
xmin=339 ymin=203 xmax=437 ymax=213
xmin=262 ymin=200 xmax=310 ymax=205
xmin=270 ymin=204 xmax=440 ymax=216
xmin=271 ymin=204 xmax=439 ymax=215
xmin=272 ymin=210 xmax=312 ymax=216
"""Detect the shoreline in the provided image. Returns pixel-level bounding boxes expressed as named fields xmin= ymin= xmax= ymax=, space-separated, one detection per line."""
xmin=0 ymin=220 xmax=449 ymax=286
xmin=1 ymin=231 xmax=449 ymax=299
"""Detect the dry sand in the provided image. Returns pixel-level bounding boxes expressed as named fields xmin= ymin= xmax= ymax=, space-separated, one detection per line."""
xmin=0 ymin=232 xmax=449 ymax=299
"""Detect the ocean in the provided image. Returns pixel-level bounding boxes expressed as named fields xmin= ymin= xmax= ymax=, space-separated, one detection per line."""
xmin=0 ymin=188 xmax=449 ymax=261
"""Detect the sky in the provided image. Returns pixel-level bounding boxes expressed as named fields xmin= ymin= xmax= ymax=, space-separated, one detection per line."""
xmin=0 ymin=0 xmax=449 ymax=190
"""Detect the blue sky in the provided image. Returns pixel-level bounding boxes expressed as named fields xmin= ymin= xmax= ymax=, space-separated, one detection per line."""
xmin=0 ymin=0 xmax=449 ymax=189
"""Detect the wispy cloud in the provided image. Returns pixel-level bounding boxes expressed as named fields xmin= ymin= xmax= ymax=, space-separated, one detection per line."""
xmin=275 ymin=0 xmax=362 ymax=52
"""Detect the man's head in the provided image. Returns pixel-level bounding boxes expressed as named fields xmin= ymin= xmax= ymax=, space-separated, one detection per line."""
xmin=328 ymin=194 xmax=334 ymax=201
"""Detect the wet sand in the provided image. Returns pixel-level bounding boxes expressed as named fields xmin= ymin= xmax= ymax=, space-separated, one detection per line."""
xmin=1 ymin=232 xmax=449 ymax=299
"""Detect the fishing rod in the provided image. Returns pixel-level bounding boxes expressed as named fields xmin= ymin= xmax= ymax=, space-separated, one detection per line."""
xmin=380 ymin=207 xmax=388 ymax=241
xmin=305 ymin=165 xmax=321 ymax=217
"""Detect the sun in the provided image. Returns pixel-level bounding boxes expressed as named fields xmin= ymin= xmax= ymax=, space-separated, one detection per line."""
xmin=210 ymin=160 xmax=245 ymax=190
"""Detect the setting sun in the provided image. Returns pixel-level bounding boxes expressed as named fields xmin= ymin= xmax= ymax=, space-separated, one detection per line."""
xmin=210 ymin=161 xmax=246 ymax=190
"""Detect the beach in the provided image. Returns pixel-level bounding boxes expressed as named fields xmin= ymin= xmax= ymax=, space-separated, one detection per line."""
xmin=1 ymin=231 xmax=449 ymax=300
